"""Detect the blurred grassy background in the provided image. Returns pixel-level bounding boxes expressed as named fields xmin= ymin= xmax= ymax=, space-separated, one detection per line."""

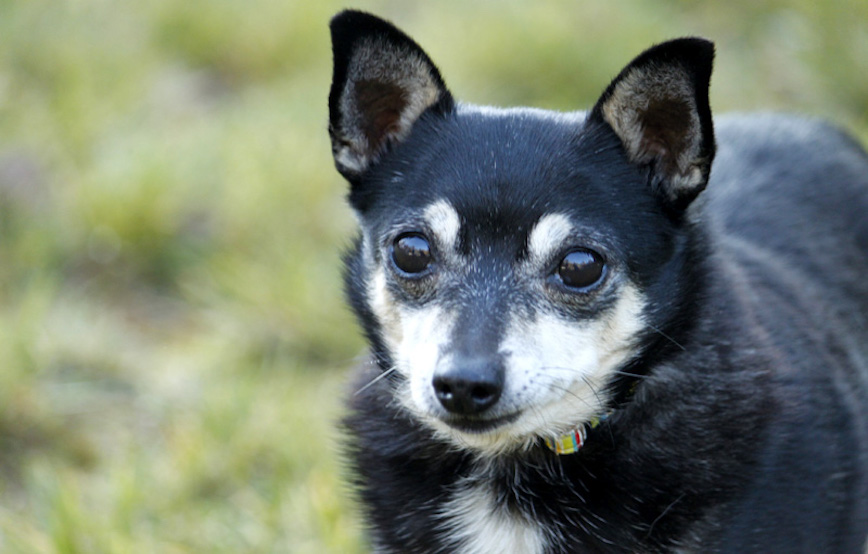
xmin=0 ymin=0 xmax=865 ymax=552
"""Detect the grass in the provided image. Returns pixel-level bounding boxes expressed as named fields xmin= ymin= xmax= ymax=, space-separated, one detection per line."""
xmin=0 ymin=0 xmax=865 ymax=552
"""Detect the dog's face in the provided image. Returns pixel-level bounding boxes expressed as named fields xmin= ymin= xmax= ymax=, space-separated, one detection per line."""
xmin=348 ymin=109 xmax=679 ymax=454
xmin=330 ymin=11 xmax=715 ymax=455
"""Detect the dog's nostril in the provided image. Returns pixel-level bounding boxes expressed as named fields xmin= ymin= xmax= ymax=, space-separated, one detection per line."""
xmin=432 ymin=371 xmax=502 ymax=416
xmin=433 ymin=378 xmax=453 ymax=399
xmin=471 ymin=384 xmax=496 ymax=403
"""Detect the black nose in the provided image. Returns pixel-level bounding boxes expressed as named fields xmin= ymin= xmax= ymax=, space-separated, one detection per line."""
xmin=432 ymin=359 xmax=504 ymax=415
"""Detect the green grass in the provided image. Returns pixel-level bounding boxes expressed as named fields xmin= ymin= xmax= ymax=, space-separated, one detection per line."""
xmin=0 ymin=0 xmax=865 ymax=551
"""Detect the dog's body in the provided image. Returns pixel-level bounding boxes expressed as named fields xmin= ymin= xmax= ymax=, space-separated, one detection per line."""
xmin=328 ymin=11 xmax=868 ymax=553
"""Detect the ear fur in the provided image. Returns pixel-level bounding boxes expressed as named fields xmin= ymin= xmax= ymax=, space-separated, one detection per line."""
xmin=328 ymin=10 xmax=453 ymax=178
xmin=590 ymin=38 xmax=716 ymax=211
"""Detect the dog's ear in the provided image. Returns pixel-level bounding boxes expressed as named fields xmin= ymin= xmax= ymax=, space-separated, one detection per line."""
xmin=328 ymin=10 xmax=453 ymax=178
xmin=588 ymin=38 xmax=715 ymax=212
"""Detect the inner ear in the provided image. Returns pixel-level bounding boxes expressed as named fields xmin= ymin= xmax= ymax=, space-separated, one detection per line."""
xmin=355 ymin=80 xmax=408 ymax=147
xmin=638 ymin=97 xmax=695 ymax=169
xmin=590 ymin=38 xmax=716 ymax=211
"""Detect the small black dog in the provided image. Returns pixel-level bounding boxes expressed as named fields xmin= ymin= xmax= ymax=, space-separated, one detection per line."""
xmin=328 ymin=10 xmax=868 ymax=553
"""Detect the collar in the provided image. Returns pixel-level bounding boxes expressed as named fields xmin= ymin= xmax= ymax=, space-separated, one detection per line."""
xmin=544 ymin=413 xmax=610 ymax=455
xmin=544 ymin=370 xmax=645 ymax=455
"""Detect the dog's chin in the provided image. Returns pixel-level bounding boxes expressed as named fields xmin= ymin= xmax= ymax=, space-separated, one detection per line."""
xmin=440 ymin=412 xmax=521 ymax=434
xmin=426 ymin=412 xmax=541 ymax=455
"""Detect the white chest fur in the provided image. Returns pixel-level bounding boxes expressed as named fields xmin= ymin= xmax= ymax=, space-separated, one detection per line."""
xmin=440 ymin=480 xmax=547 ymax=554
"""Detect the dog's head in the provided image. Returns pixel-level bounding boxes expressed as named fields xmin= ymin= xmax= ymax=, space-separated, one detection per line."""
xmin=329 ymin=11 xmax=714 ymax=455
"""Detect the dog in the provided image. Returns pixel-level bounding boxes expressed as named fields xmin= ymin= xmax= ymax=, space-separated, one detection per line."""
xmin=328 ymin=10 xmax=868 ymax=553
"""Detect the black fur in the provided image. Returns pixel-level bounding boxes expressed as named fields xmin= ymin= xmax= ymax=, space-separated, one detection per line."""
xmin=330 ymin=10 xmax=868 ymax=553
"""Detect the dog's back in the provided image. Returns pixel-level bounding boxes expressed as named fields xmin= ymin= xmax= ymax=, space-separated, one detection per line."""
xmin=710 ymin=114 xmax=868 ymax=313
xmin=699 ymin=115 xmax=868 ymax=551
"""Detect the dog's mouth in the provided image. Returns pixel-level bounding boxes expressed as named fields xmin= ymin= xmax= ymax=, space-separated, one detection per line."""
xmin=439 ymin=412 xmax=521 ymax=434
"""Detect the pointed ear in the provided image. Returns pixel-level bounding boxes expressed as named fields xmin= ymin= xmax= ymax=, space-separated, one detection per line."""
xmin=328 ymin=11 xmax=453 ymax=178
xmin=589 ymin=38 xmax=716 ymax=211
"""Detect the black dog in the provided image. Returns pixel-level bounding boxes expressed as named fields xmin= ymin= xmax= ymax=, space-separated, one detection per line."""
xmin=328 ymin=10 xmax=868 ymax=553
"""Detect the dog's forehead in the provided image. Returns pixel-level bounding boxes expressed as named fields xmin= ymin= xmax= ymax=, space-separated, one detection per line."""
xmin=414 ymin=110 xmax=580 ymax=240
xmin=363 ymin=103 xmax=669 ymax=262
xmin=421 ymin=197 xmax=574 ymax=263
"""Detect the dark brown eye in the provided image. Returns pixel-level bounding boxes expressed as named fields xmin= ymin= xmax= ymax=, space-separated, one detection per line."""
xmin=557 ymin=249 xmax=606 ymax=290
xmin=392 ymin=234 xmax=433 ymax=275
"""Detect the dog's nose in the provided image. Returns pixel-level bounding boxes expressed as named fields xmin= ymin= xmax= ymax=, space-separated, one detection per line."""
xmin=432 ymin=359 xmax=503 ymax=415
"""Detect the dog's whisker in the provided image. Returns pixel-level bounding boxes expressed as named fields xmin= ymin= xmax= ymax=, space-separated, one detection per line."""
xmin=643 ymin=493 xmax=686 ymax=540
xmin=647 ymin=323 xmax=686 ymax=351
xmin=354 ymin=366 xmax=399 ymax=395
xmin=528 ymin=403 xmax=553 ymax=435
xmin=610 ymin=370 xmax=648 ymax=380
xmin=579 ymin=375 xmax=607 ymax=409
xmin=537 ymin=365 xmax=649 ymax=386
xmin=549 ymin=383 xmax=597 ymax=410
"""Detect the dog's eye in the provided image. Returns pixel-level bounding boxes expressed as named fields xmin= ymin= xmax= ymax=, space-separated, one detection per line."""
xmin=556 ymin=249 xmax=606 ymax=290
xmin=391 ymin=234 xmax=433 ymax=275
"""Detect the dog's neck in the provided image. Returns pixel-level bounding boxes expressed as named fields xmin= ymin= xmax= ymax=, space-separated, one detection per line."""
xmin=546 ymin=373 xmax=646 ymax=455
xmin=545 ymin=413 xmax=611 ymax=455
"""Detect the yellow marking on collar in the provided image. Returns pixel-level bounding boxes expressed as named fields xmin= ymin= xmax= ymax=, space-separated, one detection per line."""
xmin=545 ymin=414 xmax=608 ymax=455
